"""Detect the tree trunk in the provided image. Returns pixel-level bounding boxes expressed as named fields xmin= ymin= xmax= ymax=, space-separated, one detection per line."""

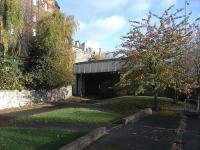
xmin=197 ymin=93 xmax=200 ymax=113
xmin=176 ymin=91 xmax=179 ymax=102
xmin=184 ymin=99 xmax=187 ymax=112
xmin=174 ymin=88 xmax=176 ymax=103
xmin=154 ymin=92 xmax=159 ymax=111
xmin=174 ymin=82 xmax=179 ymax=103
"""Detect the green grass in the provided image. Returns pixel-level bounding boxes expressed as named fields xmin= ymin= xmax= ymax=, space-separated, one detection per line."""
xmin=18 ymin=108 xmax=123 ymax=124
xmin=98 ymin=96 xmax=183 ymax=114
xmin=56 ymin=96 xmax=92 ymax=103
xmin=0 ymin=127 xmax=85 ymax=150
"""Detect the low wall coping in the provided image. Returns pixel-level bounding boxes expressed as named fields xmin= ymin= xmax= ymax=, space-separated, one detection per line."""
xmin=123 ymin=108 xmax=153 ymax=125
xmin=60 ymin=127 xmax=107 ymax=150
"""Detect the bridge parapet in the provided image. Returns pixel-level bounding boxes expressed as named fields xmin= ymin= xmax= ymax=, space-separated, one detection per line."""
xmin=73 ymin=59 xmax=125 ymax=74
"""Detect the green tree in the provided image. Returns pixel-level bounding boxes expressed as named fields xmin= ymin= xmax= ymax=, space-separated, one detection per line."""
xmin=0 ymin=54 xmax=23 ymax=90
xmin=0 ymin=0 xmax=25 ymax=89
xmin=0 ymin=0 xmax=24 ymax=55
xmin=185 ymin=20 xmax=200 ymax=111
xmin=30 ymin=12 xmax=77 ymax=89
xmin=117 ymin=6 xmax=195 ymax=110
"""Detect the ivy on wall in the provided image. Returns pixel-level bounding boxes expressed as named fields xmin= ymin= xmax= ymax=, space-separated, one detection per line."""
xmin=0 ymin=1 xmax=77 ymax=90
xmin=0 ymin=0 xmax=24 ymax=90
xmin=0 ymin=0 xmax=24 ymax=55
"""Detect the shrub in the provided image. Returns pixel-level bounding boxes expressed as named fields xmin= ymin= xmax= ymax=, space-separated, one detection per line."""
xmin=0 ymin=54 xmax=24 ymax=90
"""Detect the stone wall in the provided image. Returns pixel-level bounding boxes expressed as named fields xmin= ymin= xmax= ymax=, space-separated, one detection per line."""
xmin=0 ymin=86 xmax=72 ymax=110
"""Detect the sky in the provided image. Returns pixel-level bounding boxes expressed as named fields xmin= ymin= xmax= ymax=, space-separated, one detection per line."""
xmin=57 ymin=0 xmax=200 ymax=52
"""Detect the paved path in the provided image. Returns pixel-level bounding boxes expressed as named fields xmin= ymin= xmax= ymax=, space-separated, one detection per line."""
xmin=183 ymin=114 xmax=200 ymax=150
xmin=87 ymin=114 xmax=180 ymax=150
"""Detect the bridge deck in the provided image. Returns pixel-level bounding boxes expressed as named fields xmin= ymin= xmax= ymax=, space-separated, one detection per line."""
xmin=73 ymin=59 xmax=125 ymax=74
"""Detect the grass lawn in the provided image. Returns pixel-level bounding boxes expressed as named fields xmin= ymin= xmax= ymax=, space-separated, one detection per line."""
xmin=17 ymin=108 xmax=123 ymax=124
xmin=0 ymin=127 xmax=85 ymax=150
xmin=98 ymin=96 xmax=183 ymax=114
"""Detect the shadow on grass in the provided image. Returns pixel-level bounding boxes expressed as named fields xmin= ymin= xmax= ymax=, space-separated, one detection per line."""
xmin=97 ymin=96 xmax=183 ymax=114
xmin=0 ymin=127 xmax=86 ymax=150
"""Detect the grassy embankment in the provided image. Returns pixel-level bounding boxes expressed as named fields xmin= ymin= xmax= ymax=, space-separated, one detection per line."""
xmin=97 ymin=96 xmax=183 ymax=114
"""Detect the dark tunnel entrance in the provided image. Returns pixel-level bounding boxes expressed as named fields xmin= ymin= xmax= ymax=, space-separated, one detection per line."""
xmin=76 ymin=72 xmax=120 ymax=98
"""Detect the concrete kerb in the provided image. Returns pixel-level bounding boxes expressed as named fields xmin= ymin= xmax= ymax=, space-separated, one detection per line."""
xmin=59 ymin=108 xmax=152 ymax=150
xmin=123 ymin=108 xmax=153 ymax=125
xmin=171 ymin=112 xmax=187 ymax=150
xmin=59 ymin=127 xmax=107 ymax=150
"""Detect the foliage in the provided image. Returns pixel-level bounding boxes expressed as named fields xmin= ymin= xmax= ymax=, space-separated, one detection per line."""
xmin=183 ymin=20 xmax=200 ymax=103
xmin=170 ymin=19 xmax=200 ymax=100
xmin=0 ymin=54 xmax=23 ymax=90
xmin=0 ymin=2 xmax=77 ymax=90
xmin=173 ymin=21 xmax=200 ymax=96
xmin=0 ymin=0 xmax=24 ymax=55
xmin=188 ymin=22 xmax=200 ymax=84
xmin=116 ymin=6 xmax=196 ymax=110
xmin=29 ymin=12 xmax=77 ymax=89
xmin=0 ymin=0 xmax=25 ymax=90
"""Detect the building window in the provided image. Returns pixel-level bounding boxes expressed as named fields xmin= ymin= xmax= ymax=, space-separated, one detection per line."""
xmin=33 ymin=0 xmax=37 ymax=6
xmin=33 ymin=14 xmax=37 ymax=22
xmin=44 ymin=3 xmax=48 ymax=11
xmin=33 ymin=28 xmax=36 ymax=36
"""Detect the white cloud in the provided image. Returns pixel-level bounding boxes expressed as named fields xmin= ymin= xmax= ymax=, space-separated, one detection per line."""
xmin=78 ymin=21 xmax=86 ymax=29
xmin=127 ymin=0 xmax=152 ymax=14
xmin=77 ymin=16 xmax=126 ymax=40
xmin=161 ymin=0 xmax=177 ymax=7
xmin=84 ymin=40 xmax=101 ymax=52
xmin=85 ymin=0 xmax=128 ymax=11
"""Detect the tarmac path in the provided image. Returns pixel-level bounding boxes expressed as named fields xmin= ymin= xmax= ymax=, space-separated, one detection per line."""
xmin=87 ymin=114 xmax=180 ymax=150
xmin=183 ymin=114 xmax=200 ymax=150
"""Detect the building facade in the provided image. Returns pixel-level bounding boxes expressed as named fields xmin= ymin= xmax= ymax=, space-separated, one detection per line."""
xmin=73 ymin=41 xmax=96 ymax=63
xmin=73 ymin=40 xmax=112 ymax=63
xmin=0 ymin=0 xmax=60 ymax=51
xmin=20 ymin=0 xmax=60 ymax=53
xmin=20 ymin=0 xmax=59 ymax=36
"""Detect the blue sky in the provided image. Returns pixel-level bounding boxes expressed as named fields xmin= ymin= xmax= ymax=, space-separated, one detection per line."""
xmin=57 ymin=0 xmax=200 ymax=52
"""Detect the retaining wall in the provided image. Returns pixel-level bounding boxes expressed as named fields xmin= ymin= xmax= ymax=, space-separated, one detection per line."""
xmin=0 ymin=86 xmax=72 ymax=110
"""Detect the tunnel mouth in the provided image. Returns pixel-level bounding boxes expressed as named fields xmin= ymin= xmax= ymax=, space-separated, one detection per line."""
xmin=77 ymin=72 xmax=120 ymax=99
